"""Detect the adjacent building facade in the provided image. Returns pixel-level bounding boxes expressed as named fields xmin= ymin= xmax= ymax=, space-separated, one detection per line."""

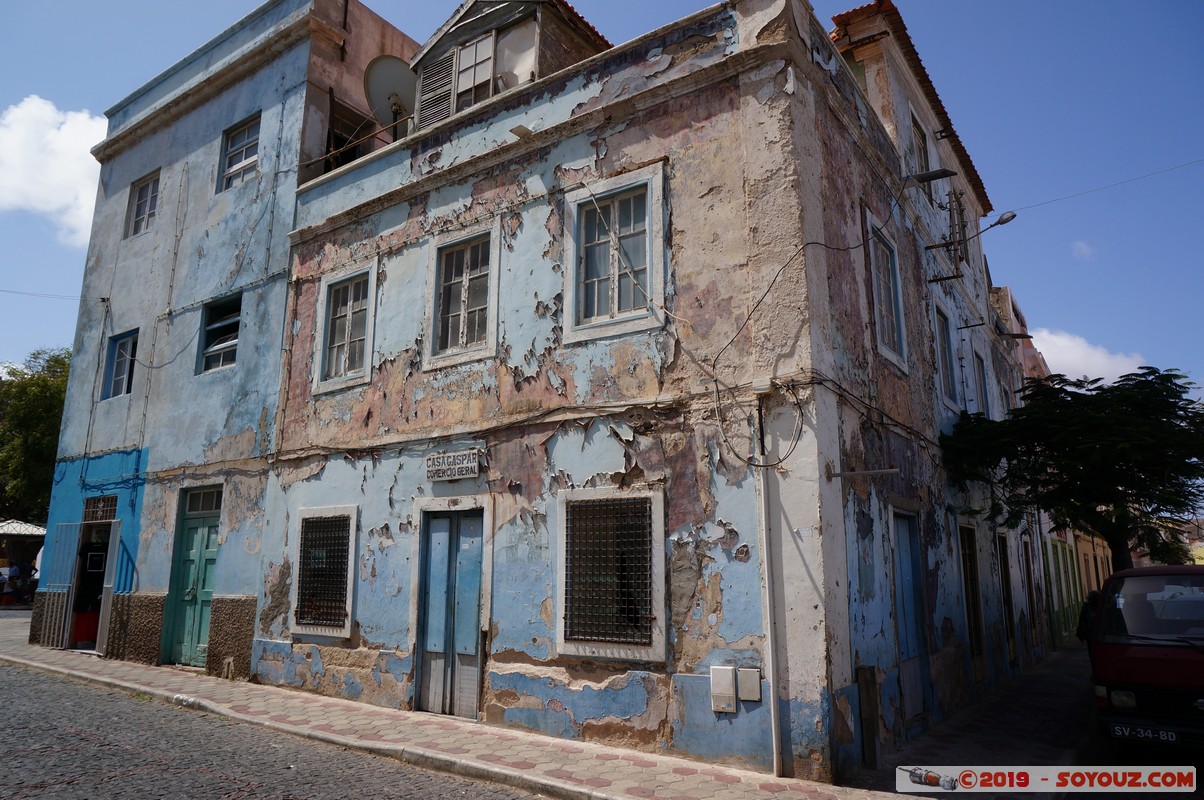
xmin=38 ymin=0 xmax=1060 ymax=782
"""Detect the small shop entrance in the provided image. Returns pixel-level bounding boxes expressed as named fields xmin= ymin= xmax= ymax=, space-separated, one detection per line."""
xmin=42 ymin=495 xmax=121 ymax=652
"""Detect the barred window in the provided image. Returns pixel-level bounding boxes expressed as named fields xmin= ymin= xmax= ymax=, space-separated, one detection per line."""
xmin=565 ymin=498 xmax=653 ymax=644
xmin=295 ymin=513 xmax=353 ymax=632
xmin=557 ymin=489 xmax=665 ymax=661
xmin=84 ymin=495 xmax=118 ymax=522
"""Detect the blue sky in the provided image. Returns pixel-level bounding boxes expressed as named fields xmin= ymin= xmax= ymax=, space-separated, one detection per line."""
xmin=1 ymin=0 xmax=1201 ymax=389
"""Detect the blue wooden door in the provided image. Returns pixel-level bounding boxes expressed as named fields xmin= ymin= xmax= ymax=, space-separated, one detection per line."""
xmin=418 ymin=511 xmax=483 ymax=718
xmin=893 ymin=514 xmax=926 ymax=720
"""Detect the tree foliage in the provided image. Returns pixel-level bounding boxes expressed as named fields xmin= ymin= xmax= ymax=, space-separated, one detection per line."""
xmin=0 ymin=348 xmax=71 ymax=524
xmin=941 ymin=367 xmax=1204 ymax=571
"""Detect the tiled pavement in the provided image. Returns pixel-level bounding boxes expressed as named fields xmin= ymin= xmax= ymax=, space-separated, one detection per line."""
xmin=0 ymin=614 xmax=895 ymax=800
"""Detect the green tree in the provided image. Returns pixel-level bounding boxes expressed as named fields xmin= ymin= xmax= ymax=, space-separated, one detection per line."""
xmin=941 ymin=367 xmax=1204 ymax=572
xmin=0 ymin=347 xmax=71 ymax=523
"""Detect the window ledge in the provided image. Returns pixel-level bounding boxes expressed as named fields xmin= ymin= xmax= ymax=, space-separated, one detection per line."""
xmin=312 ymin=371 xmax=370 ymax=396
xmin=877 ymin=346 xmax=909 ymax=374
xmin=424 ymin=345 xmax=494 ymax=372
xmin=557 ymin=639 xmax=665 ymax=663
xmin=562 ymin=310 xmax=663 ymax=346
xmin=292 ymin=623 xmax=351 ymax=639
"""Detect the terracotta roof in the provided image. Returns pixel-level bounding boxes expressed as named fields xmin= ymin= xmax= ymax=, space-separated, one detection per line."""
xmin=830 ymin=0 xmax=992 ymax=214
xmin=550 ymin=0 xmax=611 ymax=50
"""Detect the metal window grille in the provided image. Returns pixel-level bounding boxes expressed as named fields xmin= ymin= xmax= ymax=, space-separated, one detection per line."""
xmin=564 ymin=497 xmax=653 ymax=645
xmin=83 ymin=495 xmax=118 ymax=522
xmin=296 ymin=515 xmax=350 ymax=627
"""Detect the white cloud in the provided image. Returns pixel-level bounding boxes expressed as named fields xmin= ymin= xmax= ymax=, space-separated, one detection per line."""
xmin=0 ymin=95 xmax=105 ymax=247
xmin=1031 ymin=328 xmax=1144 ymax=383
xmin=1071 ymin=240 xmax=1095 ymax=261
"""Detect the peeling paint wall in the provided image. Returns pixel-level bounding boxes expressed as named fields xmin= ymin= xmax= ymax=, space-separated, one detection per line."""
xmin=46 ymin=1 xmax=416 ymax=672
xmin=268 ymin=0 xmax=792 ymax=758
xmin=49 ymin=0 xmax=1050 ymax=784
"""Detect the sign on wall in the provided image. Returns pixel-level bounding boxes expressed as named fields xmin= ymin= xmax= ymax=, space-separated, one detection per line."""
xmin=425 ymin=450 xmax=480 ymax=482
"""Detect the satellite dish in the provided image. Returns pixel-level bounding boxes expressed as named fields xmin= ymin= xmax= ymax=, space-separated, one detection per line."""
xmin=364 ymin=55 xmax=418 ymax=138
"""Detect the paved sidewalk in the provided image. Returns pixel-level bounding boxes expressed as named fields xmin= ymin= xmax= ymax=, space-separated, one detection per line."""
xmin=0 ymin=613 xmax=895 ymax=800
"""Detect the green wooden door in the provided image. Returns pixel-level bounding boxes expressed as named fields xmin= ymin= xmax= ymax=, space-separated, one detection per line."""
xmin=170 ymin=493 xmax=221 ymax=667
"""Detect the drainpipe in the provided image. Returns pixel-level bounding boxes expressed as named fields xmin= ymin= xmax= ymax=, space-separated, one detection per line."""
xmin=753 ymin=383 xmax=784 ymax=777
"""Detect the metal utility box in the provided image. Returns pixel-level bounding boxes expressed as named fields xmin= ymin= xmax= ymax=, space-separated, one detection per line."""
xmin=710 ymin=665 xmax=737 ymax=712
xmin=737 ymin=667 xmax=762 ymax=701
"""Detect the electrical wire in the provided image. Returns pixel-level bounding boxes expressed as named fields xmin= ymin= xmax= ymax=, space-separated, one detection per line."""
xmin=0 ymin=288 xmax=84 ymax=300
xmin=1008 ymin=157 xmax=1203 ymax=213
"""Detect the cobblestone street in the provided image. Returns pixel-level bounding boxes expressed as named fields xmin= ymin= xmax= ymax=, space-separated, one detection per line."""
xmin=2 ymin=660 xmax=543 ymax=799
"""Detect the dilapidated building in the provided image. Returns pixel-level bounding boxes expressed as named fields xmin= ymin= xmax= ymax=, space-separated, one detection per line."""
xmin=39 ymin=0 xmax=1055 ymax=782
xmin=34 ymin=0 xmax=417 ymax=669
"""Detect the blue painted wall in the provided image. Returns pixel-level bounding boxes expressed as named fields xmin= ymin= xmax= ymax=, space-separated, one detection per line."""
xmin=42 ymin=449 xmax=147 ymax=593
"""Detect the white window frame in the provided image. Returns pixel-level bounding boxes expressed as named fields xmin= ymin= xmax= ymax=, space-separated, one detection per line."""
xmin=973 ymin=351 xmax=990 ymax=417
xmin=866 ymin=210 xmax=907 ymax=368
xmin=313 ymin=258 xmax=377 ymax=394
xmin=124 ymin=171 xmax=160 ymax=238
xmin=103 ymin=330 xmax=139 ymax=400
xmin=562 ymin=163 xmax=666 ymax=345
xmin=219 ymin=114 xmax=261 ymax=192
xmin=455 ymin=33 xmax=496 ymax=113
xmin=198 ymin=294 xmax=242 ymax=373
xmin=555 ymin=486 xmax=665 ymax=663
xmin=424 ymin=219 xmax=501 ymax=369
xmin=290 ymin=505 xmax=357 ymax=638
xmin=909 ymin=111 xmax=934 ymax=204
xmin=934 ymin=305 xmax=959 ymax=405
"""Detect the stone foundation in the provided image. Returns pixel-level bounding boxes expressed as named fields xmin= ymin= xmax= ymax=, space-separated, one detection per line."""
xmin=207 ymin=596 xmax=257 ymax=679
xmin=106 ymin=593 xmax=165 ymax=664
xmin=28 ymin=592 xmax=46 ymax=645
